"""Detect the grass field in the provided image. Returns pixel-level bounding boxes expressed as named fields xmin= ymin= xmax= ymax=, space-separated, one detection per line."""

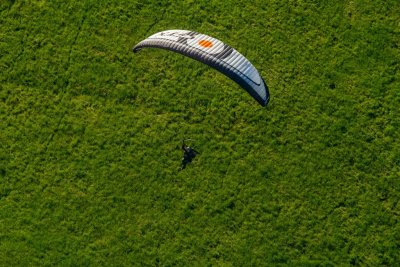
xmin=1 ymin=0 xmax=399 ymax=265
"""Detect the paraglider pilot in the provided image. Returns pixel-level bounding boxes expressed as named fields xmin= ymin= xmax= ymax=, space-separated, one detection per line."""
xmin=180 ymin=140 xmax=199 ymax=170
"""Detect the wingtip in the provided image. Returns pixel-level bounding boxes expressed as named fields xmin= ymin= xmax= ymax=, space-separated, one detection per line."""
xmin=264 ymin=95 xmax=270 ymax=107
xmin=262 ymin=79 xmax=270 ymax=107
xmin=132 ymin=45 xmax=141 ymax=53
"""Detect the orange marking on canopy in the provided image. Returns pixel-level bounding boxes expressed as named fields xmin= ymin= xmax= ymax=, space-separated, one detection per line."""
xmin=198 ymin=40 xmax=213 ymax=48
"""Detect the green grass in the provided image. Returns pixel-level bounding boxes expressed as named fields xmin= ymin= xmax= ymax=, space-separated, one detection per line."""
xmin=1 ymin=0 xmax=399 ymax=265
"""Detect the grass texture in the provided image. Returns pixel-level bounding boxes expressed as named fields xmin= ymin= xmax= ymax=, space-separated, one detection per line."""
xmin=1 ymin=0 xmax=399 ymax=265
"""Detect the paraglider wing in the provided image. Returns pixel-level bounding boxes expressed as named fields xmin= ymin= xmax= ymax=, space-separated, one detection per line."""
xmin=133 ymin=30 xmax=270 ymax=106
